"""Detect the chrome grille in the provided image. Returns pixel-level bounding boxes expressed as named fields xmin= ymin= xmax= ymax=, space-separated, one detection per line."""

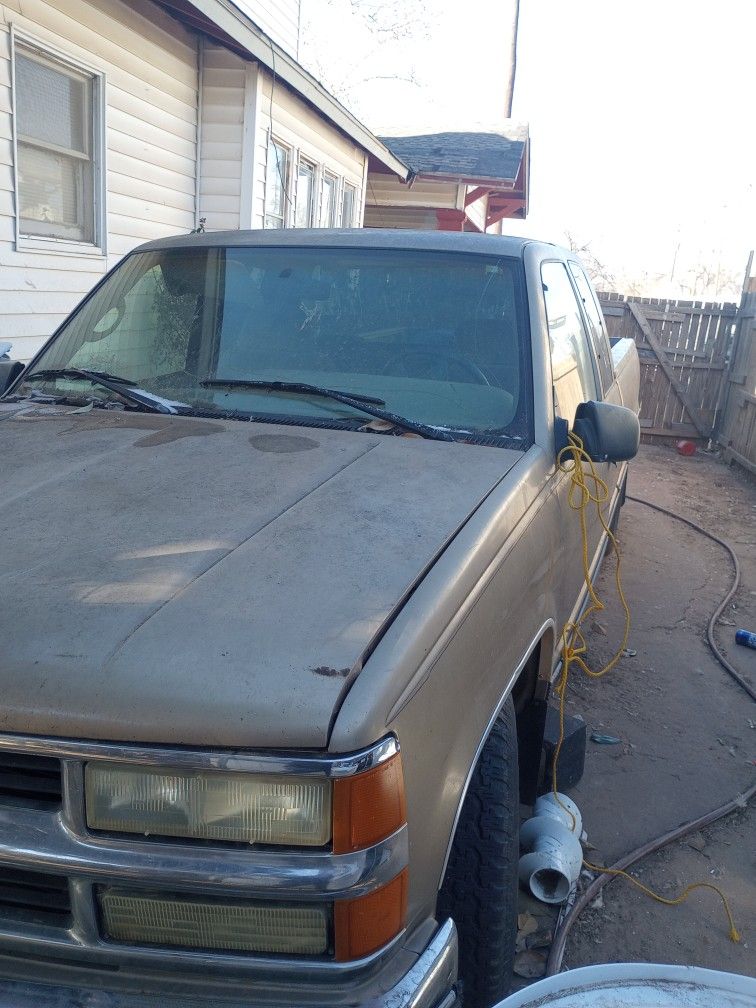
xmin=0 ymin=752 xmax=62 ymax=810
xmin=0 ymin=866 xmax=71 ymax=928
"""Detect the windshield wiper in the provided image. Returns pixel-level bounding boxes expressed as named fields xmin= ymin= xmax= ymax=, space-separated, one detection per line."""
xmin=201 ymin=378 xmax=455 ymax=442
xmin=202 ymin=379 xmax=385 ymax=405
xmin=21 ymin=368 xmax=177 ymax=415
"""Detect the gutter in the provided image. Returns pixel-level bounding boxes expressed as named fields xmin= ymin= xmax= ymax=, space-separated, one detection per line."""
xmin=167 ymin=0 xmax=411 ymax=181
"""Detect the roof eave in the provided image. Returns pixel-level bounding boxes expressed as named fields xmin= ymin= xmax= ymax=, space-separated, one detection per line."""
xmin=414 ymin=172 xmax=520 ymax=189
xmin=164 ymin=0 xmax=410 ymax=180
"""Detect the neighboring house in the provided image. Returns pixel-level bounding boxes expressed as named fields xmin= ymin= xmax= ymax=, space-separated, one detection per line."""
xmin=365 ymin=127 xmax=529 ymax=232
xmin=0 ymin=0 xmax=408 ymax=361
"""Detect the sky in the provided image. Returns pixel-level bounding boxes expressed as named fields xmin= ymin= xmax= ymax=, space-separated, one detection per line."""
xmin=300 ymin=0 xmax=755 ymax=299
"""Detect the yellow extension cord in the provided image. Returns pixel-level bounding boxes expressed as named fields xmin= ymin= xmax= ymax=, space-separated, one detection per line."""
xmin=550 ymin=431 xmax=741 ymax=944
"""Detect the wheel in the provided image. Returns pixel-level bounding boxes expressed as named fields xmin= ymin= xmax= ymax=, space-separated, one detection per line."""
xmin=437 ymin=696 xmax=519 ymax=1008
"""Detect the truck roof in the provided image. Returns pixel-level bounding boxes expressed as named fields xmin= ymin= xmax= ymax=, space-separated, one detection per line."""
xmin=135 ymin=228 xmax=560 ymax=257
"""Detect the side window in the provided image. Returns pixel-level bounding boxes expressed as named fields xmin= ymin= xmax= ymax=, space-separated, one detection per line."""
xmin=569 ymin=262 xmax=613 ymax=392
xmin=541 ymin=261 xmax=598 ymax=426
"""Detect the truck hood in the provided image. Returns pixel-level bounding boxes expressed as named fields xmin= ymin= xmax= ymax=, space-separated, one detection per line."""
xmin=0 ymin=405 xmax=521 ymax=748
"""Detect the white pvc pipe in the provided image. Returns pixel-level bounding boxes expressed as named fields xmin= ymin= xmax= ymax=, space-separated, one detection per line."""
xmin=518 ymin=793 xmax=583 ymax=904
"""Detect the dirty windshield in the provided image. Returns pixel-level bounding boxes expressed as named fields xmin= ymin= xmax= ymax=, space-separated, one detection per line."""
xmin=23 ymin=246 xmax=532 ymax=444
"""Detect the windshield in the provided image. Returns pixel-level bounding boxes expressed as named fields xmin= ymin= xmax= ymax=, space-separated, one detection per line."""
xmin=20 ymin=245 xmax=533 ymax=444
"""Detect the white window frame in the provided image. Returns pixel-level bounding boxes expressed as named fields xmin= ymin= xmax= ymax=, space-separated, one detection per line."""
xmin=10 ymin=26 xmax=107 ymax=258
xmin=264 ymin=134 xmax=293 ymax=229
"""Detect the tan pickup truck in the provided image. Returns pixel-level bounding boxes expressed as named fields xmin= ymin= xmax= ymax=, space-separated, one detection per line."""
xmin=0 ymin=230 xmax=639 ymax=1008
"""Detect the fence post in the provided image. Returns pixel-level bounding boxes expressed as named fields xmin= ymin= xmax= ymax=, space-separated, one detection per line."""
xmin=717 ymin=251 xmax=756 ymax=472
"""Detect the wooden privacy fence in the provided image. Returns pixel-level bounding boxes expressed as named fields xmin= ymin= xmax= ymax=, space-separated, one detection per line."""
xmin=598 ymin=293 xmax=738 ymax=440
xmin=719 ymin=281 xmax=756 ymax=475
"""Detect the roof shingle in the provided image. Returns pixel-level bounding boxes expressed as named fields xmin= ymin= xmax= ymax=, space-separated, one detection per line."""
xmin=379 ymin=127 xmax=527 ymax=184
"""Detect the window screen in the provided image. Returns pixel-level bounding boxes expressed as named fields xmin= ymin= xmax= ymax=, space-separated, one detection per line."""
xmin=14 ymin=47 xmax=96 ymax=243
xmin=541 ymin=261 xmax=599 ymax=426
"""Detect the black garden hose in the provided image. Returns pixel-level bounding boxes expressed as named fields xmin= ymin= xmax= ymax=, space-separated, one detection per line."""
xmin=627 ymin=493 xmax=756 ymax=704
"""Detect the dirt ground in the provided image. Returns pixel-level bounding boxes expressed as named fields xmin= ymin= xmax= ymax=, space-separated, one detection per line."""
xmin=511 ymin=443 xmax=756 ymax=990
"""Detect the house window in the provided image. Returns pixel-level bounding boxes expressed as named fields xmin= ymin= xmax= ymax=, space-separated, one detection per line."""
xmin=14 ymin=43 xmax=101 ymax=245
xmin=295 ymin=160 xmax=315 ymax=228
xmin=320 ymin=173 xmax=337 ymax=227
xmin=264 ymin=138 xmax=291 ymax=228
xmin=264 ymin=138 xmax=292 ymax=228
xmin=341 ymin=182 xmax=357 ymax=227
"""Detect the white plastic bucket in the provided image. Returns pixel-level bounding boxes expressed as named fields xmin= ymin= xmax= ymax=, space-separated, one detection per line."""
xmin=499 ymin=963 xmax=756 ymax=1007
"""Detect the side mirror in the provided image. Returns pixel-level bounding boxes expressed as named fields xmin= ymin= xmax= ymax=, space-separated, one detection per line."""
xmin=0 ymin=357 xmax=24 ymax=395
xmin=572 ymin=400 xmax=640 ymax=463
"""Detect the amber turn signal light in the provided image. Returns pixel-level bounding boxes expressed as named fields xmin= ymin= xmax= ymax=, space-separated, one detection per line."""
xmin=334 ymin=869 xmax=408 ymax=961
xmin=332 ymin=752 xmax=406 ymax=854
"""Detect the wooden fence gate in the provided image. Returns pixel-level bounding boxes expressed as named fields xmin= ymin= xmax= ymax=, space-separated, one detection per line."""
xmin=598 ymin=293 xmax=738 ymax=440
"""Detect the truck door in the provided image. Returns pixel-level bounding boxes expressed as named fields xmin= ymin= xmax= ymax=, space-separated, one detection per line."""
xmin=540 ymin=260 xmax=605 ymax=635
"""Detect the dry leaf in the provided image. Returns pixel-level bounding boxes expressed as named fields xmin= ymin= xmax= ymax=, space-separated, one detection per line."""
xmin=513 ymin=949 xmax=547 ymax=979
xmin=517 ymin=912 xmax=538 ymax=936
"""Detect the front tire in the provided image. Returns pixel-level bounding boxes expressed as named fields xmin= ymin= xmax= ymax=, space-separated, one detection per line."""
xmin=437 ymin=696 xmax=519 ymax=1008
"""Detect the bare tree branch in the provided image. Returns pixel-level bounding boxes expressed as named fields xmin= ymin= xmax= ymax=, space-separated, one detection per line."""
xmin=564 ymin=231 xmax=616 ymax=289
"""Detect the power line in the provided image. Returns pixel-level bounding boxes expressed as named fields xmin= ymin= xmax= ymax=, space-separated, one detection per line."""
xmin=504 ymin=0 xmax=520 ymax=118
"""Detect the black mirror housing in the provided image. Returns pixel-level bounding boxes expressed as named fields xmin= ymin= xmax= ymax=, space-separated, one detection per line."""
xmin=0 ymin=359 xmax=24 ymax=395
xmin=572 ymin=400 xmax=640 ymax=463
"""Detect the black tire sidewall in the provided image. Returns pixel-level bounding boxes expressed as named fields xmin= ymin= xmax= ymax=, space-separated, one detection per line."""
xmin=437 ymin=696 xmax=519 ymax=1008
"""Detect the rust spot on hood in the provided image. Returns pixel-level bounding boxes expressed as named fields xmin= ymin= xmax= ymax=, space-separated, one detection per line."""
xmin=311 ymin=665 xmax=350 ymax=678
xmin=55 ymin=413 xmax=226 ymax=445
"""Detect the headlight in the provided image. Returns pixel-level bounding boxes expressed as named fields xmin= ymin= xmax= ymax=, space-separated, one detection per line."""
xmin=85 ymin=763 xmax=331 ymax=846
xmin=99 ymin=888 xmax=329 ymax=955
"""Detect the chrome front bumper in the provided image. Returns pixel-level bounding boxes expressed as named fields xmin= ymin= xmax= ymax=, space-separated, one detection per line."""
xmin=0 ymin=919 xmax=458 ymax=1007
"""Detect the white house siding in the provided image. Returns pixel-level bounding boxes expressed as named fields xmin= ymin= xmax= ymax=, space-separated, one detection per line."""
xmin=199 ymin=44 xmax=246 ymax=231
xmin=0 ymin=0 xmax=198 ymax=362
xmin=230 ymin=0 xmax=299 ymax=59
xmin=199 ymin=49 xmax=367 ymax=232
